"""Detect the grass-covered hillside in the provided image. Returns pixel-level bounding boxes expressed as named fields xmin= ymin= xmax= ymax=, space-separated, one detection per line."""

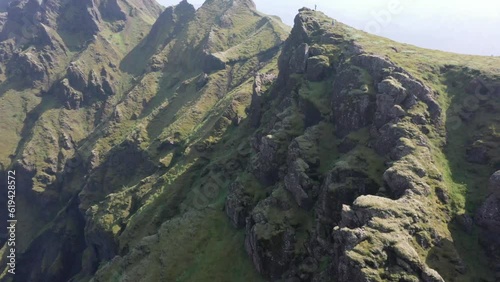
xmin=0 ymin=0 xmax=290 ymax=281
xmin=1 ymin=1 xmax=500 ymax=282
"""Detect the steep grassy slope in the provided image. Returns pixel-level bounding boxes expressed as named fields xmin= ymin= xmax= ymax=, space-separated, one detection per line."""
xmin=0 ymin=0 xmax=289 ymax=281
xmin=0 ymin=0 xmax=161 ymax=280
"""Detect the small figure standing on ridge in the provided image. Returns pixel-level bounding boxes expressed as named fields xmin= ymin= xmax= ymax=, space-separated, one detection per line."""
xmin=315 ymin=5 xmax=317 ymax=11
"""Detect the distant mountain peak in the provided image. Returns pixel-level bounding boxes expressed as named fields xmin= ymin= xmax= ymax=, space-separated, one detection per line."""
xmin=232 ymin=0 xmax=256 ymax=9
xmin=200 ymin=0 xmax=256 ymax=11
xmin=172 ymin=0 xmax=196 ymax=11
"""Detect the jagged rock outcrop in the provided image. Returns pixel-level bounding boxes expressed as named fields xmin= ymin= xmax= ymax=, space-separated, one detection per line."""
xmin=251 ymin=134 xmax=282 ymax=185
xmin=88 ymin=69 xmax=115 ymax=97
xmin=244 ymin=189 xmax=299 ymax=280
xmin=318 ymin=167 xmax=379 ymax=230
xmin=289 ymin=43 xmax=309 ymax=74
xmin=67 ymin=62 xmax=88 ymax=90
xmin=99 ymin=0 xmax=127 ymax=22
xmin=334 ymin=196 xmax=444 ymax=282
xmin=284 ymin=127 xmax=321 ymax=209
xmin=331 ymin=64 xmax=376 ymax=136
xmin=249 ymin=72 xmax=276 ymax=127
xmin=476 ymin=171 xmax=500 ymax=279
xmin=55 ymin=78 xmax=84 ymax=109
xmin=8 ymin=51 xmax=48 ymax=85
xmin=225 ymin=181 xmax=255 ymax=228
xmin=144 ymin=0 xmax=195 ymax=48
xmin=306 ymin=55 xmax=330 ymax=81
xmin=55 ymin=65 xmax=116 ymax=109
xmin=233 ymin=8 xmax=486 ymax=282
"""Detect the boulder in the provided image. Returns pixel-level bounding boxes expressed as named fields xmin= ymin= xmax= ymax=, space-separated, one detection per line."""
xmin=391 ymin=72 xmax=441 ymax=123
xmin=373 ymin=123 xmax=416 ymax=155
xmin=390 ymin=105 xmax=406 ymax=118
xmin=287 ymin=129 xmax=320 ymax=167
xmin=383 ymin=166 xmax=430 ymax=198
xmin=351 ymin=54 xmax=395 ymax=82
xmin=389 ymin=138 xmax=416 ymax=160
xmin=306 ymin=55 xmax=330 ymax=81
xmin=378 ymin=77 xmax=408 ymax=104
xmin=374 ymin=76 xmax=409 ymax=126
xmin=308 ymin=44 xmax=324 ymax=56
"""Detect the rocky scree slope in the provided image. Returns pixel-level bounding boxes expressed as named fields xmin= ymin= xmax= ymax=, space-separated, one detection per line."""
xmin=0 ymin=1 xmax=500 ymax=282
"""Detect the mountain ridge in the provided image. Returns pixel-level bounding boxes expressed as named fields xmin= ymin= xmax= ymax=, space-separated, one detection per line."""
xmin=0 ymin=1 xmax=499 ymax=282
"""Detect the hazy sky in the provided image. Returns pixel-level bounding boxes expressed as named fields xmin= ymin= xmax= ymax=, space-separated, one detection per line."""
xmin=156 ymin=0 xmax=500 ymax=56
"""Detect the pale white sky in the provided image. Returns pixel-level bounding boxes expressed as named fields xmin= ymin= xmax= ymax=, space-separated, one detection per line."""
xmin=156 ymin=0 xmax=500 ymax=56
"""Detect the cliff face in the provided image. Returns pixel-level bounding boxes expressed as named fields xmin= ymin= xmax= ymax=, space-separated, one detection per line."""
xmin=1 ymin=1 xmax=500 ymax=282
xmin=231 ymin=9 xmax=444 ymax=281
xmin=234 ymin=9 xmax=500 ymax=281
